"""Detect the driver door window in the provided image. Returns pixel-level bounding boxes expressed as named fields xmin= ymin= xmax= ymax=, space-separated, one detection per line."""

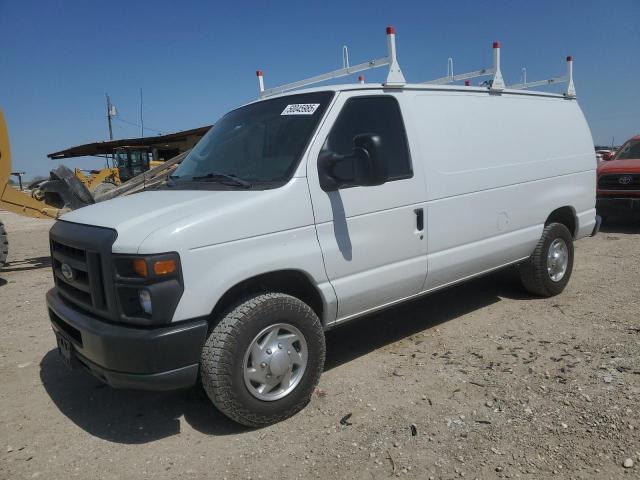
xmin=323 ymin=96 xmax=412 ymax=183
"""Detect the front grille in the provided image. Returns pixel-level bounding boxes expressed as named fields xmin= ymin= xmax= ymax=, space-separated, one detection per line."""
xmin=51 ymin=239 xmax=107 ymax=312
xmin=598 ymin=173 xmax=640 ymax=191
xmin=49 ymin=309 xmax=83 ymax=346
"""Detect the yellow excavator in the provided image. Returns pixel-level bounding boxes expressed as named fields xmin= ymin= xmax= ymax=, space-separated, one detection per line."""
xmin=30 ymin=147 xmax=165 ymax=202
xmin=71 ymin=166 xmax=121 ymax=194
xmin=29 ymin=166 xmax=121 ymax=202
xmin=72 ymin=148 xmax=165 ymax=196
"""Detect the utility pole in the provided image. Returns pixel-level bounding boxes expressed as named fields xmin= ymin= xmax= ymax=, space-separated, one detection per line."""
xmin=105 ymin=94 xmax=117 ymax=166
xmin=140 ymin=88 xmax=144 ymax=138
xmin=105 ymin=93 xmax=115 ymax=141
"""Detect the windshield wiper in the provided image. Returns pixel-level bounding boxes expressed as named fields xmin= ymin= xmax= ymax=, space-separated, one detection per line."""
xmin=190 ymin=172 xmax=252 ymax=188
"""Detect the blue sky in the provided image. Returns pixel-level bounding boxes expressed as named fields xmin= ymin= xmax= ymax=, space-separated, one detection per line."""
xmin=1 ymin=0 xmax=638 ymax=177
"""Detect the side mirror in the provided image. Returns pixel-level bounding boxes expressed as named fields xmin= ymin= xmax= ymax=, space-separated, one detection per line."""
xmin=318 ymin=133 xmax=386 ymax=191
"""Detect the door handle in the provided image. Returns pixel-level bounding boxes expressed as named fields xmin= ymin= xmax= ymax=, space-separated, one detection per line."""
xmin=414 ymin=208 xmax=424 ymax=231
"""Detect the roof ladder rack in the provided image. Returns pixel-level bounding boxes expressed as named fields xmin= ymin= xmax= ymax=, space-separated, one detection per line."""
xmin=508 ymin=56 xmax=576 ymax=98
xmin=255 ymin=30 xmax=577 ymax=99
xmin=256 ymin=26 xmax=405 ymax=98
xmin=423 ymin=41 xmax=505 ymax=91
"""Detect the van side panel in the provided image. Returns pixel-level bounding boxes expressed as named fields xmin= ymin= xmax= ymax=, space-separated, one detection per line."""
xmin=412 ymin=92 xmax=595 ymax=198
xmin=406 ymin=91 xmax=596 ymax=291
xmin=424 ymin=171 xmax=594 ymax=288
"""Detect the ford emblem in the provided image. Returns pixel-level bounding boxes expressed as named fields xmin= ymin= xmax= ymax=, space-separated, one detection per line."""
xmin=61 ymin=263 xmax=74 ymax=281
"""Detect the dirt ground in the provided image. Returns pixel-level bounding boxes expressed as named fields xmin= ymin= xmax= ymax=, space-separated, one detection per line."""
xmin=0 ymin=209 xmax=638 ymax=480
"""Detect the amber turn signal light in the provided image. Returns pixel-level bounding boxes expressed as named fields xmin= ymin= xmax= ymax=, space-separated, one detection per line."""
xmin=133 ymin=259 xmax=148 ymax=277
xmin=153 ymin=259 xmax=177 ymax=276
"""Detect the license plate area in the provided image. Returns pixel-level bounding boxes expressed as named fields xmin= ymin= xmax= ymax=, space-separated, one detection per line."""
xmin=56 ymin=333 xmax=76 ymax=370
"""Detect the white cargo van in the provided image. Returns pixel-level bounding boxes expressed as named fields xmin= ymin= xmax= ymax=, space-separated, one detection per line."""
xmin=46 ymin=28 xmax=598 ymax=426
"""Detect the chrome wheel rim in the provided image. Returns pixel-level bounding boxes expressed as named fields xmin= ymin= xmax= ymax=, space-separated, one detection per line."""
xmin=547 ymin=238 xmax=569 ymax=282
xmin=243 ymin=323 xmax=308 ymax=401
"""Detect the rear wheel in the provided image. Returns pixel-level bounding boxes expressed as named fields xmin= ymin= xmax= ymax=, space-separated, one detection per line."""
xmin=200 ymin=292 xmax=325 ymax=427
xmin=0 ymin=220 xmax=8 ymax=267
xmin=519 ymin=222 xmax=574 ymax=297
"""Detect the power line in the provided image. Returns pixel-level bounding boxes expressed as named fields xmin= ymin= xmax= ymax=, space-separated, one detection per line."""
xmin=114 ymin=116 xmax=165 ymax=135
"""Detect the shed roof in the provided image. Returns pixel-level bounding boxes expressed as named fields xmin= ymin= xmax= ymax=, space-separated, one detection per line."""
xmin=47 ymin=125 xmax=211 ymax=160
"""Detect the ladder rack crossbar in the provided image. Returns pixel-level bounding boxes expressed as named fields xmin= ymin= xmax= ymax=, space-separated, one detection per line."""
xmin=423 ymin=67 xmax=495 ymax=85
xmin=261 ymin=57 xmax=390 ymax=98
xmin=509 ymin=75 xmax=567 ymax=90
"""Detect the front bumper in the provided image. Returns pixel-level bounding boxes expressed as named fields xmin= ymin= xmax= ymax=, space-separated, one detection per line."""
xmin=46 ymin=288 xmax=208 ymax=391
xmin=596 ymin=197 xmax=640 ymax=217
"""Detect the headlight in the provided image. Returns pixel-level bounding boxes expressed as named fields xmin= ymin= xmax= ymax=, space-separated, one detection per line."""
xmin=113 ymin=252 xmax=183 ymax=326
xmin=139 ymin=289 xmax=152 ymax=315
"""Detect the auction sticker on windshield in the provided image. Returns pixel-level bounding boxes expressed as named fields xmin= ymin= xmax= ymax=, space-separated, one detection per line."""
xmin=281 ymin=104 xmax=320 ymax=115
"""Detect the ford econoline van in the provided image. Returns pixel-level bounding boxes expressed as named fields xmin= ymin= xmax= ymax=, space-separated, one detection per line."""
xmin=46 ymin=31 xmax=598 ymax=426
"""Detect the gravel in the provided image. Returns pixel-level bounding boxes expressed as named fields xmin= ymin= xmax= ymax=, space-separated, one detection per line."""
xmin=1 ymin=211 xmax=639 ymax=479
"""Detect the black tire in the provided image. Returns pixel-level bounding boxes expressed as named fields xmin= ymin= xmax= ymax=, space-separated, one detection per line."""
xmin=200 ymin=292 xmax=325 ymax=427
xmin=0 ymin=220 xmax=8 ymax=267
xmin=519 ymin=222 xmax=574 ymax=297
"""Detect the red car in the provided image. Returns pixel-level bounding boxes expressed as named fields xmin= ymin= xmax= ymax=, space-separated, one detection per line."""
xmin=596 ymin=135 xmax=640 ymax=220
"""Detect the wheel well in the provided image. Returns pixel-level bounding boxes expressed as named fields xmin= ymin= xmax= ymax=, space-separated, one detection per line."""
xmin=210 ymin=270 xmax=325 ymax=325
xmin=546 ymin=206 xmax=577 ymax=238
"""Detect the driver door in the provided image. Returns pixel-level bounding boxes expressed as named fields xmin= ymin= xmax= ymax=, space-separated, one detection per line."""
xmin=306 ymin=93 xmax=428 ymax=323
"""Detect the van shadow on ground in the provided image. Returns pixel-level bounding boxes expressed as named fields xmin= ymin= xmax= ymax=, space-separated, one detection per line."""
xmin=40 ymin=267 xmax=531 ymax=444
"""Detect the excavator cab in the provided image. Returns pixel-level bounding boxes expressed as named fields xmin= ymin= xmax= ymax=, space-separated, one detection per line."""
xmin=114 ymin=147 xmax=153 ymax=182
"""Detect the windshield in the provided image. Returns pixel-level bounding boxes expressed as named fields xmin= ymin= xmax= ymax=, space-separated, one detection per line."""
xmin=171 ymin=91 xmax=334 ymax=188
xmin=614 ymin=139 xmax=640 ymax=160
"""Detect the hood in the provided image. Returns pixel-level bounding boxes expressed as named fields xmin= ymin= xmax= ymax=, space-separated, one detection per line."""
xmin=597 ymin=158 xmax=640 ymax=175
xmin=59 ymin=178 xmax=314 ymax=254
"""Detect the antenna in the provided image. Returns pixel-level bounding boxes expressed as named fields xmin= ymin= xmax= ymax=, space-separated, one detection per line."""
xmin=140 ymin=87 xmax=144 ymax=138
xmin=256 ymin=26 xmax=405 ymax=98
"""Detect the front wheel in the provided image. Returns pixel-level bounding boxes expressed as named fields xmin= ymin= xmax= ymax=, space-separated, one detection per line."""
xmin=519 ymin=222 xmax=574 ymax=297
xmin=200 ymin=293 xmax=325 ymax=427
